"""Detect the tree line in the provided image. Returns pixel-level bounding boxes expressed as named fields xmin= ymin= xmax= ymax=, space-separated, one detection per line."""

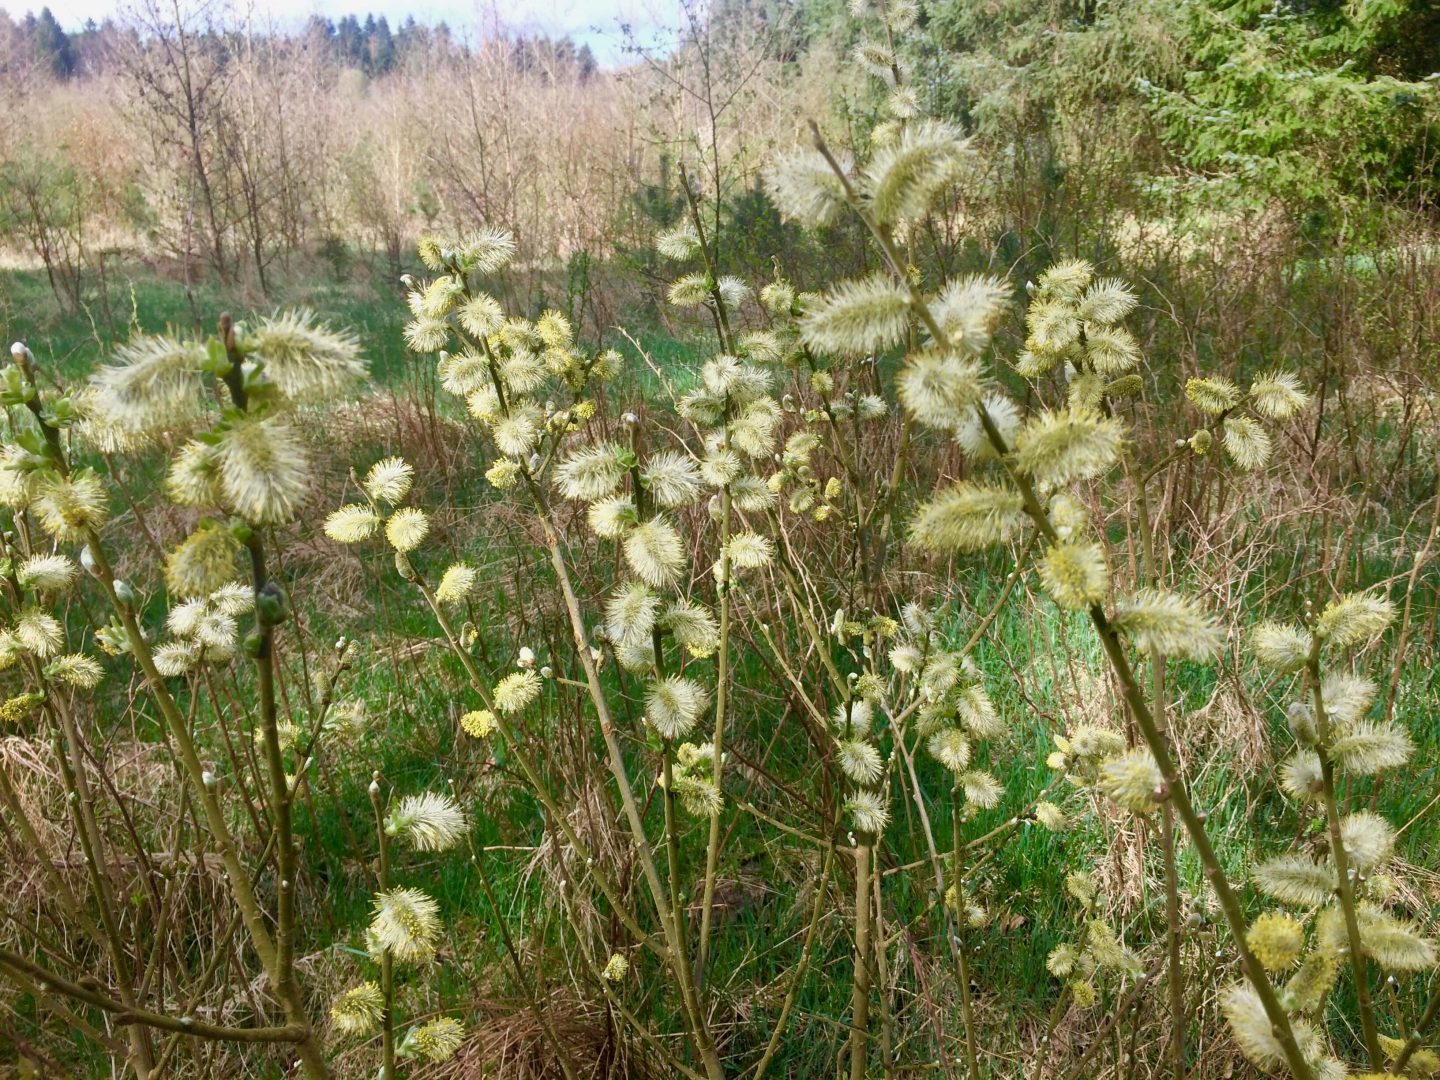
xmin=0 ymin=7 xmax=598 ymax=82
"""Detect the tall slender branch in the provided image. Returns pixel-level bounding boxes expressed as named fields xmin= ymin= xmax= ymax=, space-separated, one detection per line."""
xmin=806 ymin=127 xmax=1316 ymax=1080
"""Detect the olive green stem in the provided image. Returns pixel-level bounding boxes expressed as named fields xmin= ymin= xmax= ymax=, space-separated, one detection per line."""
xmin=674 ymin=168 xmax=736 ymax=986
xmin=951 ymin=786 xmax=982 ymax=1080
xmin=697 ymin=516 xmax=730 ymax=983
xmin=0 ymin=949 xmax=310 ymax=1043
xmin=662 ymin=740 xmax=703 ymax=1048
xmin=750 ymin=838 xmax=837 ymax=1080
xmin=81 ymin=539 xmax=328 ymax=1076
xmin=1308 ymin=639 xmax=1383 ymax=1068
xmin=369 ymin=780 xmax=397 ymax=1079
xmin=1390 ymin=977 xmax=1440 ymax=1073
xmin=34 ymin=676 xmax=155 ymax=1078
xmin=466 ymin=288 xmax=717 ymax=1070
xmin=1057 ymin=953 xmax=1170 ymax=1080
xmin=848 ymin=838 xmax=873 ymax=1080
xmin=809 ymin=127 xmax=1316 ymax=1078
xmin=526 ymin=491 xmax=724 ymax=1080
xmin=8 ymin=352 xmax=156 ymax=1077
xmin=678 ymin=162 xmax=736 ymax=356
xmin=1135 ymin=471 xmax=1184 ymax=1080
xmin=31 ymin=323 xmax=330 ymax=1080
xmin=243 ymin=533 xmax=301 ymax=1048
xmin=413 ymin=578 xmax=662 ymax=958
xmin=220 ymin=313 xmax=315 ymax=1072
xmin=470 ymin=842 xmax=579 ymax=1080
xmin=0 ymin=766 xmax=102 ymax=942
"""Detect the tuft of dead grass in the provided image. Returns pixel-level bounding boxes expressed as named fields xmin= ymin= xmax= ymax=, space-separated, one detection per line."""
xmin=418 ymin=993 xmax=664 ymax=1080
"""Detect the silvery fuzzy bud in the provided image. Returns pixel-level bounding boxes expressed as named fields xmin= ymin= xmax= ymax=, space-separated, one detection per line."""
xmin=517 ymin=646 xmax=536 ymax=669
xmin=1286 ymin=701 xmax=1318 ymax=747
xmin=112 ymin=579 xmax=136 ymax=605
xmin=81 ymin=545 xmax=102 ymax=578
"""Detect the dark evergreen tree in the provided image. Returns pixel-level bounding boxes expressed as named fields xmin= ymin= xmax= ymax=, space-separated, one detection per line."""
xmin=27 ymin=7 xmax=74 ymax=79
xmin=335 ymin=14 xmax=364 ymax=67
xmin=576 ymin=42 xmax=597 ymax=81
xmin=369 ymin=15 xmax=395 ymax=75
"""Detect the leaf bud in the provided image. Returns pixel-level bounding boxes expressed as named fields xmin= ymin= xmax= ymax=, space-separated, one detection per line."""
xmin=256 ymin=581 xmax=291 ymax=626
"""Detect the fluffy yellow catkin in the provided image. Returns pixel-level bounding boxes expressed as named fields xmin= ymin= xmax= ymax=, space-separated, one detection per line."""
xmin=329 ymin=982 xmax=384 ymax=1036
xmin=368 ymin=888 xmax=442 ymax=965
xmin=402 ymin=1017 xmax=465 ymax=1062
xmin=1246 ymin=912 xmax=1304 ymax=973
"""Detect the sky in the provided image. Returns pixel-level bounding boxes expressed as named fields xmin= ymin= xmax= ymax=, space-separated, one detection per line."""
xmin=0 ymin=0 xmax=668 ymax=65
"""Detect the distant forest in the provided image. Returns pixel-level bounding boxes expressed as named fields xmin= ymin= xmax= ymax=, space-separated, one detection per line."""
xmin=1 ymin=6 xmax=599 ymax=79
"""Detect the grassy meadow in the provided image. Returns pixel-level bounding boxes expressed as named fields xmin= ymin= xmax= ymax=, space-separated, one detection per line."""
xmin=3 ymin=1 xmax=1440 ymax=1078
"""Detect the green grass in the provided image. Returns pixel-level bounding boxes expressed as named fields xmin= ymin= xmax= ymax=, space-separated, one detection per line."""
xmin=0 ymin=258 xmax=414 ymax=384
xmin=5 ymin=257 xmax=1438 ymax=1078
xmin=301 ymin=536 xmax=1428 ymax=1072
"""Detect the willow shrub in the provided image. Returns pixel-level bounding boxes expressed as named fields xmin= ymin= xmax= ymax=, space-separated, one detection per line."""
xmin=0 ymin=1 xmax=1435 ymax=1078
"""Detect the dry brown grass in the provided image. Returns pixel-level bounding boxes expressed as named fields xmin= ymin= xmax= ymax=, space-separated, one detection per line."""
xmin=418 ymin=994 xmax=664 ymax=1080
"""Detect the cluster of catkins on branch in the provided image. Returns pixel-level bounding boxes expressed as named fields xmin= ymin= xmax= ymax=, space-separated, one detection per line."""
xmin=2 ymin=306 xmax=468 ymax=1076
xmin=3 ymin=0 xmax=1434 ymax=1075
xmin=755 ymin=1 xmax=1434 ymax=1073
